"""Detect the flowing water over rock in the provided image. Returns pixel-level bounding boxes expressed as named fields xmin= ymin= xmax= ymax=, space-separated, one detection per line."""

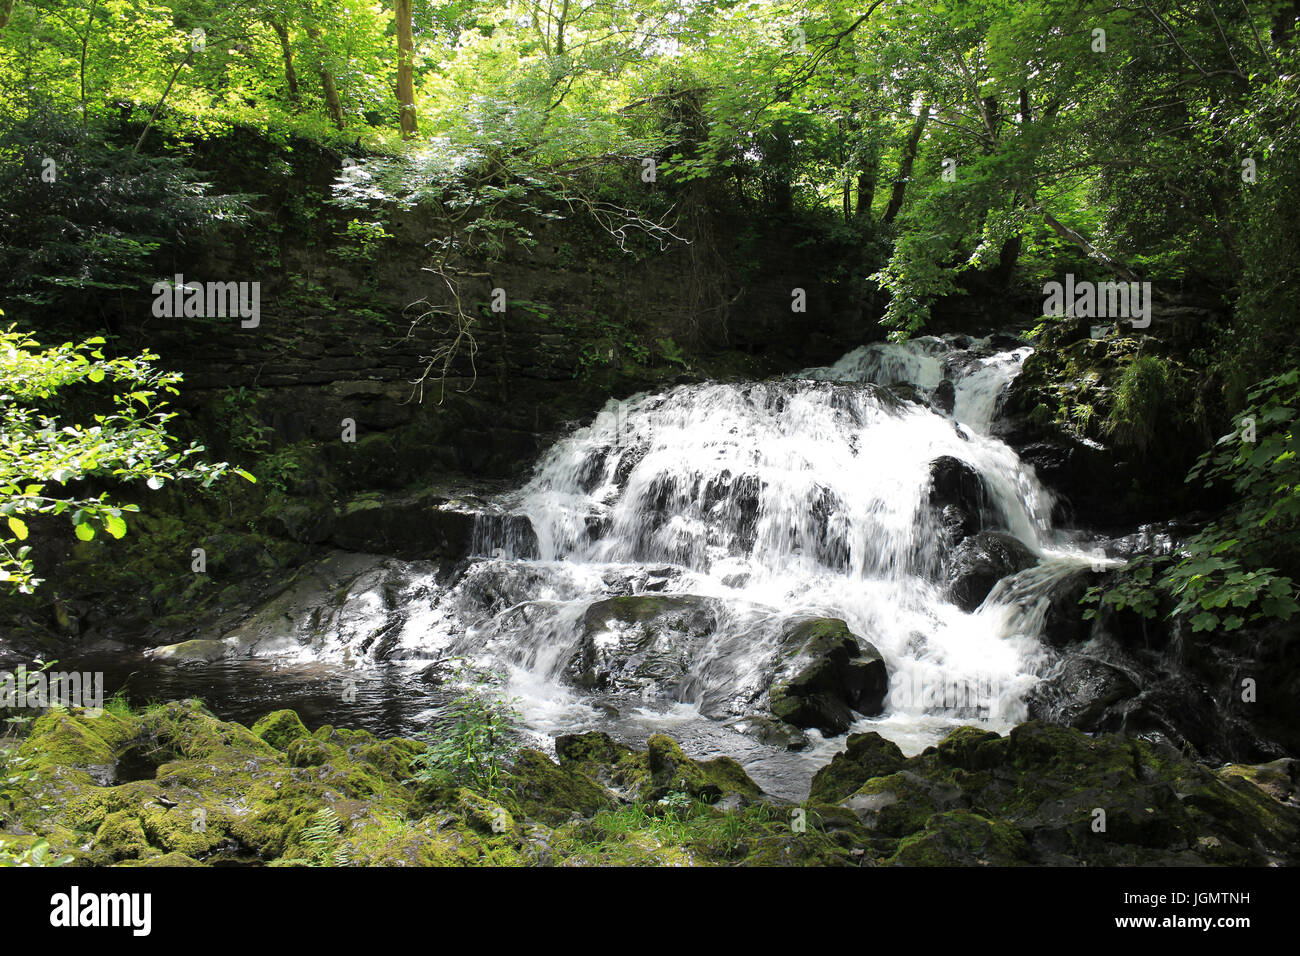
xmin=109 ymin=334 xmax=1121 ymax=797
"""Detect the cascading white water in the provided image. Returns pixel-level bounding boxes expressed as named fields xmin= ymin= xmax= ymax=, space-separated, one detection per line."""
xmin=801 ymin=334 xmax=1034 ymax=432
xmin=430 ymin=333 xmax=1099 ymax=758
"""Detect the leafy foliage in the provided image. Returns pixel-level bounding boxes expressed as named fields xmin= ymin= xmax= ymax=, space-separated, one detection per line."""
xmin=0 ymin=102 xmax=248 ymax=318
xmin=409 ymin=668 xmax=521 ymax=796
xmin=1085 ymin=370 xmax=1300 ymax=632
xmin=0 ymin=320 xmax=253 ymax=593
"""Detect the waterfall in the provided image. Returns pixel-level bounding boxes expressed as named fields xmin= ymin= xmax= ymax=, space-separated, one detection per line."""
xmin=436 ymin=333 xmax=1099 ymax=757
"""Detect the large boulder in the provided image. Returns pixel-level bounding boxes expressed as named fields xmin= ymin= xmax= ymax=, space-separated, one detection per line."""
xmin=946 ymin=532 xmax=1037 ymax=611
xmin=564 ymin=595 xmax=717 ymax=695
xmin=767 ymin=619 xmax=888 ymax=736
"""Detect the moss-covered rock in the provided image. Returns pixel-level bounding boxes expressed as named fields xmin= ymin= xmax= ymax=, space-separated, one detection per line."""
xmin=506 ymin=749 xmax=614 ymax=825
xmin=6 ymin=703 xmax=1295 ymax=868
xmin=252 ymin=709 xmax=312 ymax=751
xmin=885 ymin=810 xmax=1031 ymax=866
xmin=809 ymin=732 xmax=906 ymax=803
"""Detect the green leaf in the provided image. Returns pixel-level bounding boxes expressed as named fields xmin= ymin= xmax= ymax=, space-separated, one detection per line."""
xmin=6 ymin=517 xmax=28 ymax=540
xmin=74 ymin=522 xmax=95 ymax=542
xmin=103 ymin=514 xmax=127 ymax=539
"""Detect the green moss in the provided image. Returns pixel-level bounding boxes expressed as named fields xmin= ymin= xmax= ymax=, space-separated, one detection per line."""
xmin=844 ymin=771 xmax=945 ymax=837
xmin=251 ymin=709 xmax=311 ymax=751
xmin=93 ymin=811 xmax=153 ymax=862
xmin=506 ymin=749 xmax=614 ymax=825
xmin=16 ymin=709 xmax=141 ymax=769
xmin=116 ymin=851 xmax=205 ymax=867
xmin=809 ymin=732 xmax=906 ymax=803
xmin=885 ymin=810 xmax=1031 ymax=866
xmin=646 ymin=734 xmax=719 ymax=802
xmin=6 ymin=704 xmax=1297 ymax=867
xmin=697 ymin=756 xmax=763 ymax=801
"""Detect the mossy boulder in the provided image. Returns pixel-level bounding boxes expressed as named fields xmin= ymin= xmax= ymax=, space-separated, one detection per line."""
xmin=885 ymin=809 xmax=1031 ymax=866
xmin=251 ymin=709 xmax=312 ymax=751
xmin=506 ymin=749 xmax=615 ymax=825
xmin=809 ymin=732 xmax=906 ymax=802
xmin=554 ymin=731 xmax=650 ymax=798
xmin=92 ymin=811 xmax=153 ymax=862
xmin=647 ymin=734 xmax=723 ymax=801
xmin=829 ymin=723 xmax=1300 ymax=865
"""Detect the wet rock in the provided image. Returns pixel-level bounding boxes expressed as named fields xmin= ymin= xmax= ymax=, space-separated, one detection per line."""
xmin=564 ymin=595 xmax=717 ymax=695
xmin=1026 ymin=656 xmax=1140 ymax=731
xmin=946 ymin=532 xmax=1036 ymax=611
xmin=926 ymin=456 xmax=986 ymax=545
xmin=726 ymin=715 xmax=810 ymax=752
xmin=472 ymin=512 xmax=540 ymax=560
xmin=329 ymin=490 xmax=476 ymax=560
xmin=931 ymin=379 xmax=956 ymax=414
xmin=144 ymin=639 xmax=234 ymax=665
xmin=767 ymin=619 xmax=888 ymax=736
xmin=211 ymin=551 xmax=435 ymax=660
xmin=1040 ymin=567 xmax=1103 ymax=646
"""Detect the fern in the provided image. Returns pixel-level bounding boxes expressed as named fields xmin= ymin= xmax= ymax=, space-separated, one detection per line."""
xmin=271 ymin=807 xmax=349 ymax=867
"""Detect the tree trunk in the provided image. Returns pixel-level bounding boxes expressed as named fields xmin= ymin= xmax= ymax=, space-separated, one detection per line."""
xmin=270 ymin=20 xmax=300 ymax=103
xmin=306 ymin=25 xmax=344 ymax=129
xmin=884 ymin=100 xmax=928 ymax=225
xmin=856 ymin=150 xmax=878 ymax=222
xmin=395 ymin=0 xmax=417 ymax=138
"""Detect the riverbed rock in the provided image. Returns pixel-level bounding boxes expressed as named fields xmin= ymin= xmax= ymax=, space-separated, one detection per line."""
xmin=767 ymin=618 xmax=888 ymax=736
xmin=144 ymin=638 xmax=235 ymax=665
xmin=564 ymin=594 xmax=718 ymax=695
xmin=946 ymin=531 xmax=1037 ymax=611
